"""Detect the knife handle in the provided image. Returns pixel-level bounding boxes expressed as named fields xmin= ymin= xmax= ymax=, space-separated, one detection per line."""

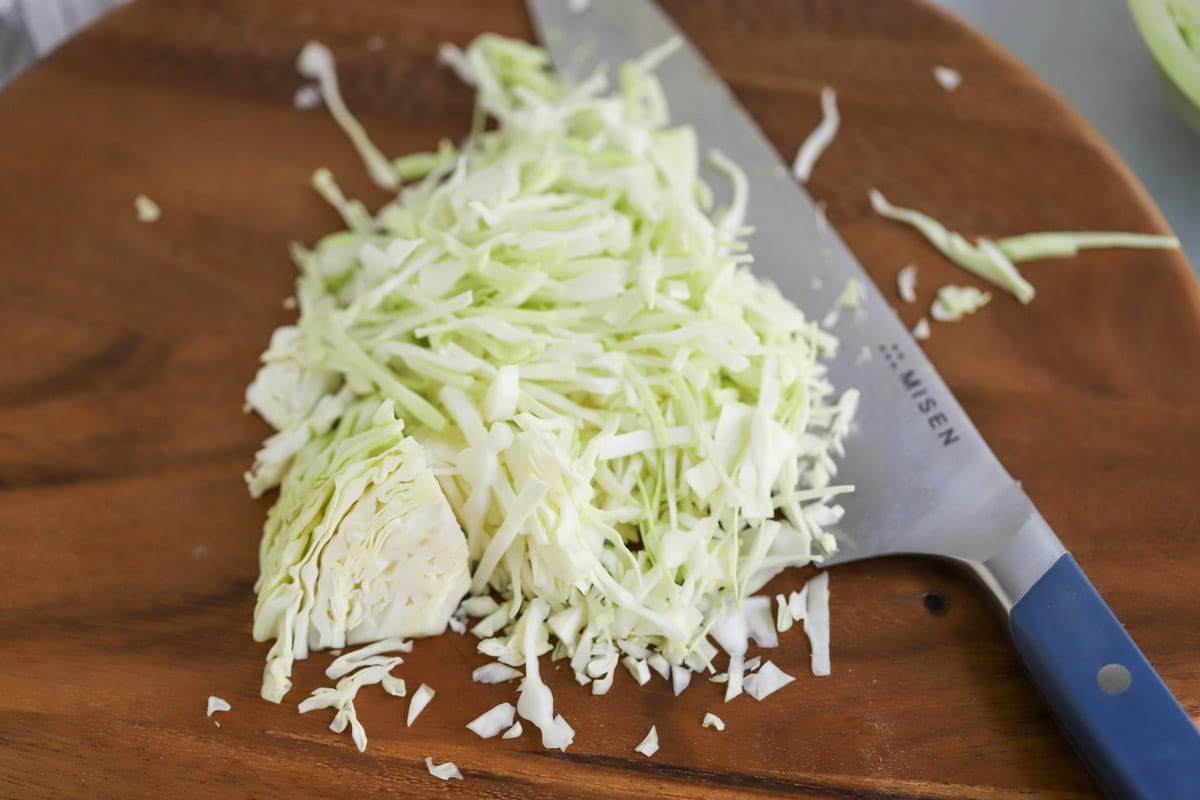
xmin=1009 ymin=552 xmax=1200 ymax=799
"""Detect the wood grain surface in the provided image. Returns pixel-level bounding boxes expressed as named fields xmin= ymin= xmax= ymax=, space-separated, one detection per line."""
xmin=1 ymin=1 xmax=1198 ymax=798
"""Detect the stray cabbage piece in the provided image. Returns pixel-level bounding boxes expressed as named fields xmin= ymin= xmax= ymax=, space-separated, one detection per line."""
xmin=702 ymin=712 xmax=726 ymax=731
xmin=932 ymin=65 xmax=962 ymax=91
xmin=814 ymin=200 xmax=829 ymax=233
xmin=804 ymin=572 xmax=832 ymax=676
xmin=502 ymin=721 xmax=523 ymax=739
xmin=293 ymin=84 xmax=322 ymax=110
xmin=671 ymin=665 xmax=692 ymax=696
xmin=869 ymin=189 xmax=1035 ymax=303
xmin=426 ymin=757 xmax=464 ymax=781
xmin=206 ymin=696 xmax=231 ymax=717
xmin=515 ymin=599 xmax=576 ymax=751
xmin=777 ymin=585 xmax=813 ymax=633
xmin=467 ymin=702 xmax=517 ymax=738
xmin=870 ymin=190 xmax=1180 ymax=304
xmin=912 ymin=318 xmax=931 ymax=340
xmin=931 ymin=285 xmax=990 ymax=322
xmin=634 ymin=725 xmax=660 ymax=757
xmin=134 ymin=194 xmax=161 ymax=223
xmin=326 ymin=637 xmax=412 ymax=679
xmin=776 ymin=593 xmax=795 ymax=633
xmin=897 ymin=264 xmax=917 ymax=304
xmin=298 ymin=660 xmax=404 ymax=752
xmin=407 ymin=683 xmax=436 ymax=726
xmin=744 ymin=660 xmax=796 ymax=700
xmin=297 ymin=42 xmax=398 ymax=191
xmin=793 ymin=87 xmax=839 ymax=182
xmin=835 ymin=278 xmax=863 ymax=309
xmin=996 ymin=231 xmax=1179 ymax=261
xmin=247 ymin=32 xmax=859 ymax=752
xmin=472 ymin=662 xmax=523 ymax=684
xmin=710 ymin=596 xmax=777 ymax=703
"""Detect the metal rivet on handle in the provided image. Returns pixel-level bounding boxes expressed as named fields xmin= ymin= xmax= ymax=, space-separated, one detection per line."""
xmin=1097 ymin=663 xmax=1132 ymax=695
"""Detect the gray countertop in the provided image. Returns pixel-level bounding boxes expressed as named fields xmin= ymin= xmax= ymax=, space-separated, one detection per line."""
xmin=936 ymin=0 xmax=1198 ymax=273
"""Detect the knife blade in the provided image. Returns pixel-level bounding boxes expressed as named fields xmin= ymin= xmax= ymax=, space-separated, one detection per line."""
xmin=526 ymin=2 xmax=1200 ymax=796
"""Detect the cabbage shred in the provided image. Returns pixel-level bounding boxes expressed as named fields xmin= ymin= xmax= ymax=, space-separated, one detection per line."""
xmin=246 ymin=34 xmax=854 ymax=748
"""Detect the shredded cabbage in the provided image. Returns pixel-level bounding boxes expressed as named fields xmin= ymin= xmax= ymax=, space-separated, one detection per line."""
xmin=931 ymin=285 xmax=990 ymax=322
xmin=912 ymin=318 xmax=931 ymax=340
xmin=996 ymin=231 xmax=1179 ymax=261
xmin=247 ymin=33 xmax=856 ymax=752
xmin=326 ymin=636 xmax=411 ymax=679
xmin=298 ymin=658 xmax=404 ymax=751
xmin=870 ymin=190 xmax=1179 ymax=304
xmin=793 ymin=88 xmax=839 ymax=183
xmin=702 ymin=712 xmax=726 ymax=731
xmin=297 ymin=42 xmax=398 ymax=191
xmin=870 ymin=190 xmax=1035 ymax=303
xmin=206 ymin=696 xmax=231 ymax=717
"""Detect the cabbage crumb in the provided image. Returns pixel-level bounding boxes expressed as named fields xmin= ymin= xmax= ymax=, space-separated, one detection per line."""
xmin=426 ymin=757 xmax=463 ymax=781
xmin=933 ymin=65 xmax=962 ymax=91
xmin=897 ymin=264 xmax=917 ymax=304
xmin=134 ymin=194 xmax=161 ymax=223
xmin=634 ymin=725 xmax=660 ymax=757
xmin=931 ymin=285 xmax=990 ymax=322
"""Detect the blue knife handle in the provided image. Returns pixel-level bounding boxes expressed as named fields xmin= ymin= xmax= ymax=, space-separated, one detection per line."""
xmin=1009 ymin=553 xmax=1200 ymax=799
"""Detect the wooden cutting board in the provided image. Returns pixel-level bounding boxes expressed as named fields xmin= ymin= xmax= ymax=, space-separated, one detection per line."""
xmin=1 ymin=1 xmax=1198 ymax=797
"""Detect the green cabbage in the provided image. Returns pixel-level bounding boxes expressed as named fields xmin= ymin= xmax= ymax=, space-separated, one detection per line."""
xmin=252 ymin=400 xmax=470 ymax=703
xmin=1129 ymin=0 xmax=1200 ymax=129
